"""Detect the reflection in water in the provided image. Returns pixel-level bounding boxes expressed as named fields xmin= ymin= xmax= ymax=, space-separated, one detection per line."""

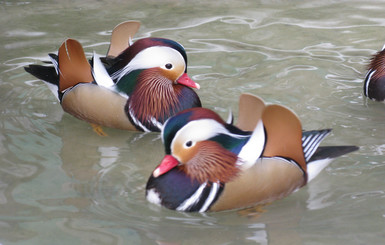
xmin=1 ymin=0 xmax=384 ymax=244
xmin=0 ymin=115 xmax=59 ymax=242
xmin=53 ymin=125 xmax=309 ymax=244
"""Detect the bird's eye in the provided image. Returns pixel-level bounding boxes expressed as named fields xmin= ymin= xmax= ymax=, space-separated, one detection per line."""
xmin=185 ymin=141 xmax=193 ymax=148
xmin=165 ymin=63 xmax=173 ymax=69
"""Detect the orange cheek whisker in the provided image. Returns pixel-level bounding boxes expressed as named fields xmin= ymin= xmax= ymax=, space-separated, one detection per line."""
xmin=182 ymin=141 xmax=240 ymax=184
xmin=129 ymin=68 xmax=181 ymax=123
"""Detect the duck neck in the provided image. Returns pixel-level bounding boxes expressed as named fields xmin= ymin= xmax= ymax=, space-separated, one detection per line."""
xmin=126 ymin=69 xmax=181 ymax=132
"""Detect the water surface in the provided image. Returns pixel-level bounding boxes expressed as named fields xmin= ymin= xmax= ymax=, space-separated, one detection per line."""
xmin=1 ymin=1 xmax=384 ymax=244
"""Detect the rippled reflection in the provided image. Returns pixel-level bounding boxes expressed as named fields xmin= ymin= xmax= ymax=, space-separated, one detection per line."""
xmin=1 ymin=0 xmax=384 ymax=244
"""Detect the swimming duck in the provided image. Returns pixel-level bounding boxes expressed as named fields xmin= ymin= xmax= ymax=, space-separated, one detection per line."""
xmin=364 ymin=45 xmax=385 ymax=101
xmin=146 ymin=93 xmax=358 ymax=212
xmin=24 ymin=21 xmax=201 ymax=132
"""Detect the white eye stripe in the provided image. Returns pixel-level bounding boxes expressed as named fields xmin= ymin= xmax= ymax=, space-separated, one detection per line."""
xmin=112 ymin=46 xmax=185 ymax=81
xmin=130 ymin=46 xmax=184 ymax=69
xmin=171 ymin=119 xmax=225 ymax=153
xmin=170 ymin=119 xmax=249 ymax=154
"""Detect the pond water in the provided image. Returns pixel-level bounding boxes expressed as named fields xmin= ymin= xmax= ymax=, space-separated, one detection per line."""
xmin=1 ymin=0 xmax=385 ymax=244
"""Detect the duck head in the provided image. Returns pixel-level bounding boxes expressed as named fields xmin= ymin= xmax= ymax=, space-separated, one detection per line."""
xmin=110 ymin=37 xmax=198 ymax=88
xmin=152 ymin=107 xmax=252 ymax=184
xmin=108 ymin=38 xmax=201 ymax=131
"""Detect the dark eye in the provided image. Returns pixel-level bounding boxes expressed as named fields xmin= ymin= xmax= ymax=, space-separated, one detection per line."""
xmin=185 ymin=141 xmax=193 ymax=147
xmin=165 ymin=63 xmax=173 ymax=69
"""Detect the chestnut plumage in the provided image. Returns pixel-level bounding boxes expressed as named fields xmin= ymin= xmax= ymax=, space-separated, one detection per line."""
xmin=146 ymin=93 xmax=358 ymax=212
xmin=24 ymin=21 xmax=201 ymax=132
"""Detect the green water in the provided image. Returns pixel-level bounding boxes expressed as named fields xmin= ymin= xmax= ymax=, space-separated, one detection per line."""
xmin=0 ymin=1 xmax=384 ymax=244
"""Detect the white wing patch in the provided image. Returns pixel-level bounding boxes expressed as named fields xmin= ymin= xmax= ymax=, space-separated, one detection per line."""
xmin=237 ymin=120 xmax=265 ymax=169
xmin=49 ymin=55 xmax=59 ymax=75
xmin=92 ymin=52 xmax=115 ymax=88
xmin=146 ymin=188 xmax=162 ymax=205
xmin=307 ymin=158 xmax=332 ymax=183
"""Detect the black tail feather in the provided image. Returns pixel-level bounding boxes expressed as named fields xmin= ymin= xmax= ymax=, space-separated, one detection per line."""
xmin=24 ymin=65 xmax=59 ymax=85
xmin=309 ymin=145 xmax=359 ymax=162
xmin=302 ymin=129 xmax=332 ymax=162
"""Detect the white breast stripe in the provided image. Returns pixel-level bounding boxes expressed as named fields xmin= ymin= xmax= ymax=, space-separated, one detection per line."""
xmin=128 ymin=105 xmax=150 ymax=132
xmin=199 ymin=182 xmax=220 ymax=212
xmin=149 ymin=117 xmax=163 ymax=131
xmin=364 ymin=69 xmax=375 ymax=97
xmin=176 ymin=182 xmax=207 ymax=211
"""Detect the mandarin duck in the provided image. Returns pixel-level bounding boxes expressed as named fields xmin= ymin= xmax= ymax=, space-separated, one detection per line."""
xmin=146 ymin=93 xmax=358 ymax=212
xmin=24 ymin=21 xmax=201 ymax=132
xmin=364 ymin=44 xmax=385 ymax=101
